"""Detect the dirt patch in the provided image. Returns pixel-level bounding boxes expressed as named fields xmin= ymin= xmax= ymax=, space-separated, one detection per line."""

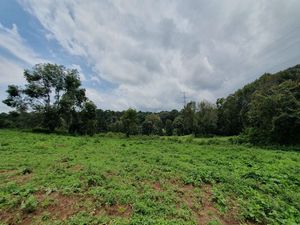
xmin=46 ymin=192 xmax=80 ymax=220
xmin=93 ymin=204 xmax=132 ymax=218
xmin=0 ymin=191 xmax=83 ymax=225
xmin=14 ymin=174 xmax=33 ymax=184
xmin=0 ymin=209 xmax=19 ymax=225
xmin=0 ymin=191 xmax=133 ymax=225
xmin=105 ymin=204 xmax=132 ymax=217
xmin=0 ymin=169 xmax=18 ymax=175
xmin=70 ymin=164 xmax=83 ymax=172
xmin=153 ymin=182 xmax=163 ymax=192
xmin=0 ymin=169 xmax=32 ymax=185
xmin=178 ymin=184 xmax=240 ymax=225
xmin=179 ymin=184 xmax=199 ymax=212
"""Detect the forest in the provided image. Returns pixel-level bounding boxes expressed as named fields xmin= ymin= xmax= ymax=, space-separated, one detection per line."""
xmin=1 ymin=63 xmax=299 ymax=145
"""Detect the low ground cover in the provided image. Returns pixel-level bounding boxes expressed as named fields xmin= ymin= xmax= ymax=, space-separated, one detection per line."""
xmin=0 ymin=130 xmax=299 ymax=224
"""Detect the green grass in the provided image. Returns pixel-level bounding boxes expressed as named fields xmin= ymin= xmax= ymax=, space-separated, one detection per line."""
xmin=0 ymin=130 xmax=299 ymax=225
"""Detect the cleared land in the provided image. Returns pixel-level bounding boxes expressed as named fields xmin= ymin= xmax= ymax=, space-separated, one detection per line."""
xmin=0 ymin=130 xmax=299 ymax=225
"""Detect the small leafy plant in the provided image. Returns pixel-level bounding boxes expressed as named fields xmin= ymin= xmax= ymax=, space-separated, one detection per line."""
xmin=21 ymin=195 xmax=38 ymax=213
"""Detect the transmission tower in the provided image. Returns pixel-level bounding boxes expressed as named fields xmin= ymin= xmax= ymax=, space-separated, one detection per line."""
xmin=183 ymin=92 xmax=187 ymax=107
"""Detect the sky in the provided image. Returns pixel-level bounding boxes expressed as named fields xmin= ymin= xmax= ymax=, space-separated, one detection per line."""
xmin=0 ymin=0 xmax=300 ymax=112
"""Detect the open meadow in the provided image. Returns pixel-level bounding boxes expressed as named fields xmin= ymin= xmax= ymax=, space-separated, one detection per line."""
xmin=0 ymin=130 xmax=299 ymax=225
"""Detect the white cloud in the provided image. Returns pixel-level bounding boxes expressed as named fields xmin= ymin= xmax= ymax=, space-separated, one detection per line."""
xmin=0 ymin=23 xmax=45 ymax=65
xmin=19 ymin=0 xmax=300 ymax=110
xmin=0 ymin=58 xmax=25 ymax=112
xmin=0 ymin=56 xmax=25 ymax=85
xmin=0 ymin=23 xmax=49 ymax=112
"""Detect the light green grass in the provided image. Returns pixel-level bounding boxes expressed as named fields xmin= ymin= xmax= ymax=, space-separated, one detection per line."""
xmin=0 ymin=130 xmax=299 ymax=225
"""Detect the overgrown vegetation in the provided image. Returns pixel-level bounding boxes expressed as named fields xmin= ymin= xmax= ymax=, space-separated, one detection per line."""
xmin=0 ymin=130 xmax=299 ymax=224
xmin=217 ymin=65 xmax=300 ymax=145
xmin=2 ymin=64 xmax=300 ymax=145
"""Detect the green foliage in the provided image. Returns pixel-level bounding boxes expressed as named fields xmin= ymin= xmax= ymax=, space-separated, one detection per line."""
xmin=1 ymin=64 xmax=300 ymax=144
xmin=121 ymin=108 xmax=138 ymax=137
xmin=172 ymin=115 xmax=184 ymax=135
xmin=195 ymin=101 xmax=218 ymax=135
xmin=165 ymin=119 xmax=173 ymax=136
xmin=20 ymin=195 xmax=38 ymax=213
xmin=1 ymin=130 xmax=299 ymax=224
xmin=2 ymin=63 xmax=95 ymax=134
xmin=218 ymin=64 xmax=300 ymax=145
xmin=142 ymin=114 xmax=163 ymax=135
xmin=246 ymin=79 xmax=300 ymax=144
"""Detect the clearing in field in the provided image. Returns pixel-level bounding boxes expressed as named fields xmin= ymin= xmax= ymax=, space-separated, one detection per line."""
xmin=0 ymin=130 xmax=299 ymax=224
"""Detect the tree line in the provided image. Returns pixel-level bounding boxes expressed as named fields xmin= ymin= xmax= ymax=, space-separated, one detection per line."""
xmin=1 ymin=63 xmax=299 ymax=145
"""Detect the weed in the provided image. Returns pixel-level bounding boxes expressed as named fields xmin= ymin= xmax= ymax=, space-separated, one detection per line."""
xmin=0 ymin=130 xmax=299 ymax=224
xmin=20 ymin=195 xmax=38 ymax=213
xmin=21 ymin=167 xmax=32 ymax=175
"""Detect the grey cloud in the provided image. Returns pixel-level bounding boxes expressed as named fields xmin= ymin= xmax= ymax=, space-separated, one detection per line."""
xmin=19 ymin=0 xmax=300 ymax=111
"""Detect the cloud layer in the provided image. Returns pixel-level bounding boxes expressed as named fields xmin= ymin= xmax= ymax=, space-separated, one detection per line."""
xmin=2 ymin=0 xmax=300 ymax=111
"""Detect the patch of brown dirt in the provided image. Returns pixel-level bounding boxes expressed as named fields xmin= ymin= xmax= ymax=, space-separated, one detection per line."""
xmin=0 ymin=169 xmax=32 ymax=185
xmin=93 ymin=204 xmax=132 ymax=218
xmin=105 ymin=204 xmax=132 ymax=217
xmin=0 ymin=209 xmax=20 ymax=225
xmin=0 ymin=191 xmax=133 ymax=225
xmin=178 ymin=184 xmax=240 ymax=225
xmin=0 ymin=191 xmax=83 ymax=225
xmin=153 ymin=182 xmax=163 ymax=191
xmin=70 ymin=164 xmax=83 ymax=172
xmin=46 ymin=192 xmax=79 ymax=220
xmin=0 ymin=169 xmax=17 ymax=175
xmin=179 ymin=184 xmax=199 ymax=211
xmin=14 ymin=174 xmax=33 ymax=184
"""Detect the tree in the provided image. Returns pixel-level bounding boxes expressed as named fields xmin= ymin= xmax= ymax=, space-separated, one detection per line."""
xmin=172 ymin=115 xmax=184 ymax=135
xmin=247 ymin=80 xmax=300 ymax=144
xmin=142 ymin=120 xmax=153 ymax=135
xmin=182 ymin=101 xmax=196 ymax=134
xmin=142 ymin=114 xmax=163 ymax=135
xmin=3 ymin=63 xmax=92 ymax=132
xmin=165 ymin=119 xmax=173 ymax=136
xmin=195 ymin=100 xmax=217 ymax=135
xmin=81 ymin=101 xmax=97 ymax=136
xmin=121 ymin=108 xmax=137 ymax=137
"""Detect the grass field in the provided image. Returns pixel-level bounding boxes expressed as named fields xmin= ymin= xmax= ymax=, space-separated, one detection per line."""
xmin=0 ymin=130 xmax=299 ymax=225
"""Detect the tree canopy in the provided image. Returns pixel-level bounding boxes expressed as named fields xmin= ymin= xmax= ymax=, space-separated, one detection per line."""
xmin=3 ymin=63 xmax=96 ymax=135
xmin=2 ymin=63 xmax=300 ymax=144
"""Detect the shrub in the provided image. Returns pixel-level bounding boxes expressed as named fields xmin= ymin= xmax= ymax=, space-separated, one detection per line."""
xmin=21 ymin=195 xmax=38 ymax=213
xmin=21 ymin=167 xmax=32 ymax=175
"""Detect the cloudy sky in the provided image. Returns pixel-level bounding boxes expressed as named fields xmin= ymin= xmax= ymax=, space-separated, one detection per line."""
xmin=0 ymin=0 xmax=300 ymax=112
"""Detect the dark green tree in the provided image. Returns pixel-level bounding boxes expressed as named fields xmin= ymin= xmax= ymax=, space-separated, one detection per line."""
xmin=172 ymin=115 xmax=184 ymax=135
xmin=165 ymin=119 xmax=173 ymax=136
xmin=247 ymin=80 xmax=300 ymax=144
xmin=182 ymin=101 xmax=196 ymax=134
xmin=195 ymin=101 xmax=217 ymax=135
xmin=3 ymin=63 xmax=92 ymax=132
xmin=121 ymin=108 xmax=137 ymax=137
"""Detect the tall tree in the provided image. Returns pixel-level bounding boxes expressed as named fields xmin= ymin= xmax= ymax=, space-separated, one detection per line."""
xmin=172 ymin=115 xmax=184 ymax=135
xmin=195 ymin=101 xmax=218 ymax=135
xmin=182 ymin=101 xmax=196 ymax=134
xmin=165 ymin=119 xmax=173 ymax=136
xmin=3 ymin=63 xmax=91 ymax=132
xmin=121 ymin=108 xmax=137 ymax=137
